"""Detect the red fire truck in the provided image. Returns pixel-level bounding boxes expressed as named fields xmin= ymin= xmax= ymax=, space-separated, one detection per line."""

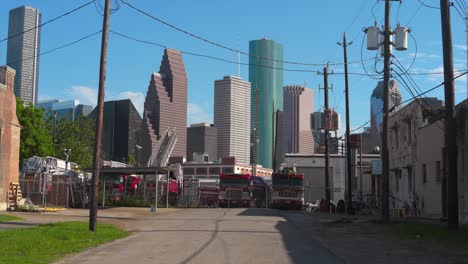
xmin=219 ymin=173 xmax=252 ymax=208
xmin=199 ymin=186 xmax=220 ymax=207
xmin=270 ymin=168 xmax=304 ymax=210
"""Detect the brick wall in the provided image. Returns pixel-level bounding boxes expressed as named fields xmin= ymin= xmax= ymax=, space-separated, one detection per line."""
xmin=0 ymin=66 xmax=21 ymax=211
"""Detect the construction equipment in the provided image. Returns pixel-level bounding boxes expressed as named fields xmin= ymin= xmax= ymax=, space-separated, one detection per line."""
xmin=147 ymin=127 xmax=178 ymax=168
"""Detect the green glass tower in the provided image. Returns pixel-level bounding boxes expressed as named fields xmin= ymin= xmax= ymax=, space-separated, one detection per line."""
xmin=249 ymin=39 xmax=284 ymax=169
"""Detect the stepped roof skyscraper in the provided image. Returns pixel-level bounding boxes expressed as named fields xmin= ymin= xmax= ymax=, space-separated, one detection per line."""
xmin=140 ymin=49 xmax=188 ymax=164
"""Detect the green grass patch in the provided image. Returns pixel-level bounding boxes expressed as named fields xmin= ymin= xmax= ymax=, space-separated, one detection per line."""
xmin=0 ymin=214 xmax=23 ymax=222
xmin=0 ymin=221 xmax=129 ymax=264
xmin=371 ymin=220 xmax=468 ymax=249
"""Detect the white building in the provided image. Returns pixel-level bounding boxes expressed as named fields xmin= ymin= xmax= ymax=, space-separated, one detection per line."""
xmin=214 ymin=76 xmax=251 ymax=164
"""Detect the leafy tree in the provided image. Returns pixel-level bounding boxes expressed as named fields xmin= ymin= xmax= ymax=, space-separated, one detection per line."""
xmin=16 ymin=98 xmax=55 ymax=163
xmin=52 ymin=116 xmax=95 ymax=170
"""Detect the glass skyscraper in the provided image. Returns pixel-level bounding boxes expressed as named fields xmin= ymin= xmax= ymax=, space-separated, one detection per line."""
xmin=7 ymin=6 xmax=41 ymax=105
xmin=249 ymin=39 xmax=284 ymax=169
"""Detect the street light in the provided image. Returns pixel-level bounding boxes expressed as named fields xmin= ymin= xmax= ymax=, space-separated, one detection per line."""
xmin=136 ymin=145 xmax=142 ymax=167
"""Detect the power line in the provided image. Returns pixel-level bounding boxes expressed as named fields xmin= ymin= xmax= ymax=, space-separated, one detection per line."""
xmin=416 ymin=0 xmax=440 ymax=9
xmin=119 ymin=0 xmax=375 ymax=67
xmin=0 ymin=0 xmax=96 ymax=44
xmin=8 ymin=30 xmax=102 ymax=66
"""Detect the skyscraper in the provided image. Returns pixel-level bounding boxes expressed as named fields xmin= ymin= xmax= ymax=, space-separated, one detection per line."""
xmin=249 ymin=39 xmax=284 ymax=169
xmin=214 ymin=76 xmax=251 ymax=165
xmin=140 ymin=49 xmax=188 ymax=164
xmin=7 ymin=6 xmax=41 ymax=105
xmin=370 ymin=80 xmax=402 ymax=147
xmin=187 ymin=123 xmax=218 ymax=162
xmin=283 ymin=85 xmax=314 ymax=155
xmin=90 ymin=99 xmax=142 ymax=163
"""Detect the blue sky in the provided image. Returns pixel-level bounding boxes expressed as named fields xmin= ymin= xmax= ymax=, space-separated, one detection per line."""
xmin=0 ymin=0 xmax=466 ymax=131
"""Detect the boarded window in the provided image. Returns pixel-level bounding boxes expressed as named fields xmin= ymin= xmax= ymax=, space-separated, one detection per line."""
xmin=422 ymin=164 xmax=427 ymax=184
xmin=435 ymin=161 xmax=441 ymax=183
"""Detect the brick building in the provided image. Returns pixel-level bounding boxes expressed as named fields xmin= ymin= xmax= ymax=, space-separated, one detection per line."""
xmin=140 ymin=49 xmax=188 ymax=165
xmin=0 ymin=66 xmax=21 ymax=211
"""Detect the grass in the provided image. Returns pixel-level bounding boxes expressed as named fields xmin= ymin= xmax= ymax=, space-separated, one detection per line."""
xmin=0 ymin=214 xmax=23 ymax=222
xmin=371 ymin=220 xmax=468 ymax=250
xmin=0 ymin=221 xmax=129 ymax=264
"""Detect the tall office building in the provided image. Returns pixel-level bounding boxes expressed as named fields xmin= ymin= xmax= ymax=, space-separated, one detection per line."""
xmin=90 ymin=99 xmax=142 ymax=163
xmin=214 ymin=76 xmax=251 ymax=165
xmin=249 ymin=38 xmax=284 ymax=169
xmin=6 ymin=6 xmax=41 ymax=105
xmin=370 ymin=80 xmax=402 ymax=147
xmin=187 ymin=123 xmax=218 ymax=162
xmin=140 ymin=48 xmax=188 ymax=164
xmin=283 ymin=85 xmax=314 ymax=155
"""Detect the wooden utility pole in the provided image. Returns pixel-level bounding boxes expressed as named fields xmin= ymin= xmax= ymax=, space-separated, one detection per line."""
xmin=338 ymin=32 xmax=354 ymax=214
xmin=440 ymin=0 xmax=459 ymax=229
xmin=323 ymin=66 xmax=331 ymax=212
xmin=381 ymin=0 xmax=391 ymax=221
xmin=89 ymin=0 xmax=111 ymax=232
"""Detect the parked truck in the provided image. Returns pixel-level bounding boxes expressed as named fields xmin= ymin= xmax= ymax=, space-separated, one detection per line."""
xmin=270 ymin=167 xmax=304 ymax=210
xmin=219 ymin=173 xmax=251 ymax=208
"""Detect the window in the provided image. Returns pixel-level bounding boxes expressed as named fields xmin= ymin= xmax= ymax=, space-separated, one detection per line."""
xmin=209 ymin=167 xmax=220 ymax=175
xmin=422 ymin=164 xmax=427 ymax=184
xmin=408 ymin=121 xmax=412 ymax=144
xmin=435 ymin=161 xmax=441 ymax=183
xmin=196 ymin=167 xmax=207 ymax=175
xmin=222 ymin=167 xmax=234 ymax=174
xmin=408 ymin=167 xmax=413 ymax=192
xmin=183 ymin=168 xmax=194 ymax=175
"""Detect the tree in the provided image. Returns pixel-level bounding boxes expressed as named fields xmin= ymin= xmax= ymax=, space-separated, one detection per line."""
xmin=52 ymin=116 xmax=95 ymax=169
xmin=16 ymin=98 xmax=55 ymax=164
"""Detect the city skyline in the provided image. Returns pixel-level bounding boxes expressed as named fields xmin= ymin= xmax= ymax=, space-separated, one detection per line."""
xmin=1 ymin=1 xmax=465 ymax=132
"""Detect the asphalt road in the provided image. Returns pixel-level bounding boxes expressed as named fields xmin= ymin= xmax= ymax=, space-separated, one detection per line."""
xmin=57 ymin=208 xmax=344 ymax=264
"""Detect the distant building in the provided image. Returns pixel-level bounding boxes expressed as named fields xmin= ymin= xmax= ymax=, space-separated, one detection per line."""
xmin=283 ymin=85 xmax=314 ymax=155
xmin=249 ymin=38 xmax=284 ymax=169
xmin=370 ymin=80 xmax=402 ymax=148
xmin=214 ymin=75 xmax=251 ymax=165
xmin=90 ymin=99 xmax=142 ymax=163
xmin=7 ymin=6 xmax=41 ymax=106
xmin=187 ymin=123 xmax=217 ymax=162
xmin=0 ymin=66 xmax=21 ymax=211
xmin=181 ymin=157 xmax=273 ymax=187
xmin=140 ymin=48 xmax=188 ymax=164
xmin=37 ymin=99 xmax=92 ymax=122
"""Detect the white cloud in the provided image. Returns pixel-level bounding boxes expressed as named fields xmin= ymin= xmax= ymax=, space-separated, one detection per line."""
xmin=117 ymin=91 xmax=145 ymax=116
xmin=70 ymin=86 xmax=98 ymax=106
xmin=187 ymin=103 xmax=212 ymax=125
xmin=409 ymin=52 xmax=440 ymax=59
xmin=454 ymin=44 xmax=467 ymax=52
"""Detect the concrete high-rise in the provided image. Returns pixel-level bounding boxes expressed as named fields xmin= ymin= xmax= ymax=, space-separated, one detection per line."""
xmin=370 ymin=80 xmax=402 ymax=148
xmin=214 ymin=76 xmax=251 ymax=165
xmin=249 ymin=38 xmax=284 ymax=169
xmin=187 ymin=123 xmax=218 ymax=162
xmin=140 ymin=49 xmax=188 ymax=164
xmin=283 ymin=85 xmax=314 ymax=155
xmin=6 ymin=6 xmax=41 ymax=105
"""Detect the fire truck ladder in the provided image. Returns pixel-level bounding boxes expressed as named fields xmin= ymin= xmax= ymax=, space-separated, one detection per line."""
xmin=147 ymin=127 xmax=178 ymax=168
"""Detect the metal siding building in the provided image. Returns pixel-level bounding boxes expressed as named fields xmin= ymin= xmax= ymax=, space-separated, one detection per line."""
xmin=249 ymin=39 xmax=284 ymax=169
xmin=283 ymin=85 xmax=314 ymax=155
xmin=214 ymin=76 xmax=251 ymax=165
xmin=6 ymin=6 xmax=41 ymax=106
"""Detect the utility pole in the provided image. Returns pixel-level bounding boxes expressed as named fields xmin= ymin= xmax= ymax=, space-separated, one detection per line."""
xmin=338 ymin=32 xmax=354 ymax=214
xmin=440 ymin=0 xmax=459 ymax=229
xmin=323 ymin=66 xmax=331 ymax=212
xmin=381 ymin=0 xmax=391 ymax=222
xmin=89 ymin=0 xmax=110 ymax=232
